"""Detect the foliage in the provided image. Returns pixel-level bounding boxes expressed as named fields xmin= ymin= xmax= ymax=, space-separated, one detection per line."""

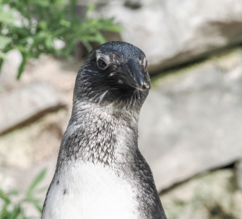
xmin=0 ymin=169 xmax=47 ymax=219
xmin=0 ymin=0 xmax=121 ymax=79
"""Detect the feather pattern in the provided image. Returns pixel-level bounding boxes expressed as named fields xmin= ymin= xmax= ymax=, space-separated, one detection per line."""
xmin=42 ymin=41 xmax=167 ymax=219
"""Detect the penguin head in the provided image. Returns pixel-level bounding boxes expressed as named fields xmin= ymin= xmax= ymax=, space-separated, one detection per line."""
xmin=74 ymin=41 xmax=150 ymax=110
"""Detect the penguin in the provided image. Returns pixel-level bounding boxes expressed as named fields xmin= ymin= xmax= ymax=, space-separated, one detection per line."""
xmin=41 ymin=41 xmax=167 ymax=219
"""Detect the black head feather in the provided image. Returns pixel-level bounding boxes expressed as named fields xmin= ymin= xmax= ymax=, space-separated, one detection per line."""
xmin=73 ymin=41 xmax=150 ymax=110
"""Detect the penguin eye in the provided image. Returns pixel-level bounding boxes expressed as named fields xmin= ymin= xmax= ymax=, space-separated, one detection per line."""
xmin=97 ymin=58 xmax=109 ymax=70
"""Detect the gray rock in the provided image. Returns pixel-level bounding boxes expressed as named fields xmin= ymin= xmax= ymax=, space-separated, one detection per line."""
xmin=0 ymin=82 xmax=66 ymax=135
xmin=161 ymin=169 xmax=242 ymax=219
xmin=93 ymin=0 xmax=242 ymax=72
xmin=139 ymin=49 xmax=242 ymax=191
xmin=0 ymin=110 xmax=66 ymax=168
xmin=236 ymin=160 xmax=242 ymax=190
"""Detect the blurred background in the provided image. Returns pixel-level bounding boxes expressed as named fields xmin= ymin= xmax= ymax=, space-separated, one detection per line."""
xmin=0 ymin=0 xmax=242 ymax=218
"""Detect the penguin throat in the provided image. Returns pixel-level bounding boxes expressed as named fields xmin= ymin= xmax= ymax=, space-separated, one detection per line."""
xmin=60 ymin=101 xmax=139 ymax=166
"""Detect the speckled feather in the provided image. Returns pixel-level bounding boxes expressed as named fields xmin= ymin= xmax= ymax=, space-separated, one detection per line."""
xmin=42 ymin=41 xmax=167 ymax=219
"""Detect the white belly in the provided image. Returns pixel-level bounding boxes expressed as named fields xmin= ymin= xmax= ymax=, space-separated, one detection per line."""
xmin=42 ymin=162 xmax=139 ymax=219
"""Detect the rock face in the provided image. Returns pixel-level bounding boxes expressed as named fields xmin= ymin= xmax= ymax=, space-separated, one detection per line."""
xmin=0 ymin=82 xmax=66 ymax=135
xmin=139 ymin=49 xmax=242 ymax=191
xmin=161 ymin=169 xmax=242 ymax=219
xmin=1 ymin=2 xmax=242 ymax=217
xmin=236 ymin=160 xmax=242 ymax=190
xmin=94 ymin=0 xmax=242 ymax=72
xmin=0 ymin=110 xmax=66 ymax=168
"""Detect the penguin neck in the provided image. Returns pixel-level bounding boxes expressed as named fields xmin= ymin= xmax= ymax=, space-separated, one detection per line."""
xmin=64 ymin=100 xmax=140 ymax=166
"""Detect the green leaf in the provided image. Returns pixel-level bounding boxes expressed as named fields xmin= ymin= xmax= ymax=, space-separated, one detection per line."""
xmin=62 ymin=41 xmax=75 ymax=57
xmin=94 ymin=32 xmax=106 ymax=44
xmin=9 ymin=205 xmax=21 ymax=219
xmin=17 ymin=53 xmax=27 ymax=80
xmin=82 ymin=41 xmax=92 ymax=52
xmin=60 ymin=19 xmax=71 ymax=27
xmin=26 ymin=169 xmax=47 ymax=195
xmin=35 ymin=186 xmax=49 ymax=193
xmin=54 ymin=0 xmax=68 ymax=6
xmin=87 ymin=3 xmax=95 ymax=18
xmin=0 ymin=51 xmax=8 ymax=59
xmin=0 ymin=36 xmax=12 ymax=50
xmin=39 ymin=21 xmax=47 ymax=30
xmin=0 ymin=6 xmax=16 ymax=23
xmin=45 ymin=35 xmax=53 ymax=49
xmin=0 ymin=13 xmax=15 ymax=23
xmin=29 ymin=0 xmax=50 ymax=7
xmin=28 ymin=199 xmax=42 ymax=213
xmin=0 ymin=189 xmax=11 ymax=204
xmin=7 ymin=189 xmax=20 ymax=196
xmin=14 ymin=45 xmax=27 ymax=53
xmin=23 ymin=196 xmax=43 ymax=213
xmin=0 ymin=0 xmax=122 ymax=80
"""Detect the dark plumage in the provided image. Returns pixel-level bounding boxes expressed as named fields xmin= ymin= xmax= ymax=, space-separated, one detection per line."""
xmin=42 ymin=41 xmax=167 ymax=219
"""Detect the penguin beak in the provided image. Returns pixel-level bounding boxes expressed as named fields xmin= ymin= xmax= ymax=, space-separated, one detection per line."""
xmin=121 ymin=59 xmax=150 ymax=91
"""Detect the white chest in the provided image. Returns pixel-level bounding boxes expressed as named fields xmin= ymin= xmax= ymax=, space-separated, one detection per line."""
xmin=42 ymin=163 xmax=139 ymax=219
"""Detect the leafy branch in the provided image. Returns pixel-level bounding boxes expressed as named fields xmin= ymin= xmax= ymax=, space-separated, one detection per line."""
xmin=0 ymin=168 xmax=47 ymax=219
xmin=0 ymin=0 xmax=121 ymax=79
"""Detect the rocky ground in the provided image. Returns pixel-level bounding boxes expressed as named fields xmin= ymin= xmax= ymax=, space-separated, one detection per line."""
xmin=163 ymin=168 xmax=242 ymax=219
xmin=1 ymin=0 xmax=242 ymax=218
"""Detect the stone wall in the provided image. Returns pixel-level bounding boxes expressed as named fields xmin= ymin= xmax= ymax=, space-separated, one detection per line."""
xmin=1 ymin=1 xmax=242 ymax=218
